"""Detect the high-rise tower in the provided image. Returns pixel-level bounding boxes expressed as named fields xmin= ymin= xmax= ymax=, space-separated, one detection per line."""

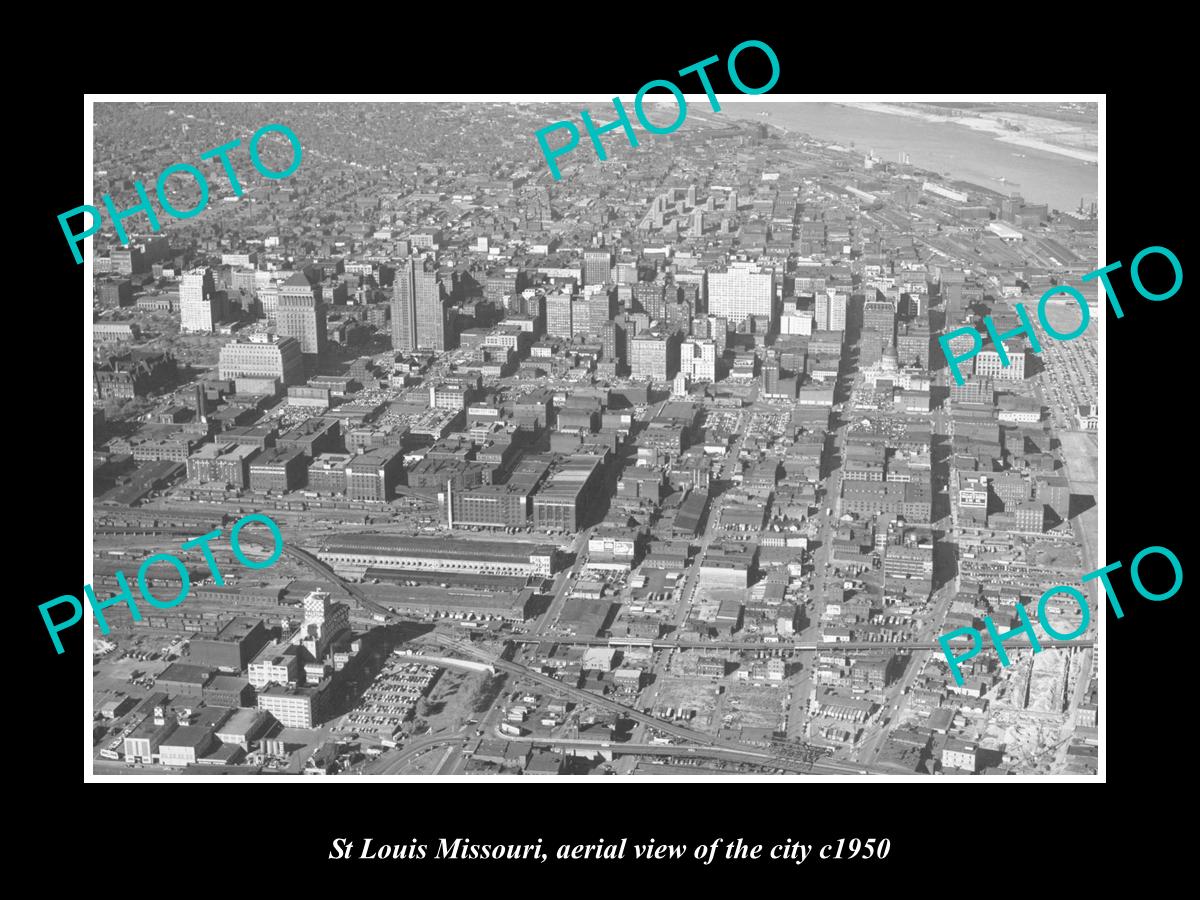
xmin=391 ymin=258 xmax=417 ymax=352
xmin=414 ymin=266 xmax=451 ymax=351
xmin=277 ymin=272 xmax=327 ymax=357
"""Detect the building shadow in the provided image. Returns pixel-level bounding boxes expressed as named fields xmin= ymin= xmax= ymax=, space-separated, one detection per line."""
xmin=932 ymin=536 xmax=958 ymax=591
xmin=1068 ymin=494 xmax=1096 ymax=518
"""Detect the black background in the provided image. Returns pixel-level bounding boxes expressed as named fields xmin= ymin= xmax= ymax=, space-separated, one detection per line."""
xmin=18 ymin=22 xmax=1189 ymax=885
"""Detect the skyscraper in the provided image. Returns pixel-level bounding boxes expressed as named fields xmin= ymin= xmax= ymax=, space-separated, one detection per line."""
xmin=601 ymin=319 xmax=625 ymax=365
xmin=583 ymin=249 xmax=612 ymax=286
xmin=708 ymin=269 xmax=773 ymax=327
xmin=896 ymin=317 xmax=931 ymax=367
xmin=634 ymin=280 xmax=665 ymax=320
xmin=815 ymin=291 xmax=847 ymax=331
xmin=414 ymin=266 xmax=451 ymax=351
xmin=180 ymin=267 xmax=227 ymax=334
xmin=863 ymin=299 xmax=896 ymax=338
xmin=682 ymin=338 xmax=716 ymax=382
xmin=630 ymin=333 xmax=678 ymax=381
xmin=571 ymin=295 xmax=592 ymax=340
xmin=546 ymin=292 xmax=573 ymax=339
xmin=278 ymin=273 xmax=327 ymax=357
xmin=392 ymin=258 xmax=453 ymax=352
xmin=674 ymin=270 xmax=707 ymax=314
xmin=584 ymin=289 xmax=612 ymax=337
xmin=706 ymin=315 xmax=728 ymax=356
xmin=391 ymin=258 xmax=416 ymax=352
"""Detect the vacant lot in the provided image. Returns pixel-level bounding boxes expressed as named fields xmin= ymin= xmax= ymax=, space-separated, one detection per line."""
xmin=652 ymin=676 xmax=719 ymax=728
xmin=722 ymin=682 xmax=787 ymax=731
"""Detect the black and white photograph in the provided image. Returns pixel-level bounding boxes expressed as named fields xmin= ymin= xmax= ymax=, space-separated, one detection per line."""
xmin=77 ymin=95 xmax=1107 ymax=781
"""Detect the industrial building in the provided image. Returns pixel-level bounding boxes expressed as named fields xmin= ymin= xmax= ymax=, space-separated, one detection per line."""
xmin=448 ymin=481 xmax=533 ymax=528
xmin=187 ymin=617 xmax=270 ymax=671
xmin=344 ymin=447 xmax=404 ymax=501
xmin=257 ymin=684 xmax=324 ymax=729
xmin=531 ymin=455 xmax=607 ymax=532
xmin=318 ymin=534 xmax=560 ymax=580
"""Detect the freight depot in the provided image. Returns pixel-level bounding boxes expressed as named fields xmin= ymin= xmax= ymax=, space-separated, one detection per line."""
xmin=938 ymin=244 xmax=1183 ymax=386
xmin=58 ymin=123 xmax=302 ymax=265
xmin=938 ymin=544 xmax=1183 ymax=685
xmin=39 ymin=513 xmax=283 ymax=654
xmin=534 ymin=39 xmax=780 ymax=181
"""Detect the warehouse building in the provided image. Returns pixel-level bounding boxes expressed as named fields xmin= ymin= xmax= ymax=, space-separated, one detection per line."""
xmin=360 ymin=581 xmax=535 ymax=622
xmin=317 ymin=534 xmax=560 ymax=580
xmin=188 ymin=617 xmax=271 ymax=672
xmin=532 ymin=454 xmax=607 ymax=532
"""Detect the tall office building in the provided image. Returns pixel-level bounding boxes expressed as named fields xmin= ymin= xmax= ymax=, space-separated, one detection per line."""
xmin=584 ymin=289 xmax=612 ymax=336
xmin=863 ymin=299 xmax=896 ymax=339
xmin=708 ymin=269 xmax=773 ymax=327
xmin=583 ymin=249 xmax=612 ymax=286
xmin=258 ymin=283 xmax=281 ymax=319
xmin=674 ymin=270 xmax=706 ymax=313
xmin=780 ymin=305 xmax=814 ymax=336
xmin=415 ymin=267 xmax=451 ymax=351
xmin=634 ymin=280 xmax=666 ymax=320
xmin=568 ymin=287 xmax=612 ymax=339
xmin=601 ymin=319 xmax=625 ymax=364
xmin=896 ymin=317 xmax=931 ymax=367
xmin=546 ymin=292 xmax=573 ymax=339
xmin=682 ymin=339 xmax=716 ymax=382
xmin=630 ymin=333 xmax=678 ymax=381
xmin=484 ymin=271 xmax=519 ymax=305
xmin=614 ymin=261 xmax=639 ymax=284
xmin=860 ymin=298 xmax=897 ymax=367
xmin=686 ymin=184 xmax=697 ymax=207
xmin=278 ymin=273 xmax=327 ymax=357
xmin=571 ymin=295 xmax=593 ymax=340
xmin=705 ymin=315 xmax=728 ymax=356
xmin=391 ymin=258 xmax=417 ymax=351
xmin=815 ymin=290 xmax=847 ymax=332
xmin=976 ymin=346 xmax=1026 ymax=381
xmin=180 ymin=268 xmax=227 ymax=334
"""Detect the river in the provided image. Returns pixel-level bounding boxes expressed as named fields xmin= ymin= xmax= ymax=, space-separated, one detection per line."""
xmin=723 ymin=102 xmax=1098 ymax=214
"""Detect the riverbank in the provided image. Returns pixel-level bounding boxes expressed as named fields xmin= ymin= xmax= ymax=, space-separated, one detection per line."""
xmin=718 ymin=101 xmax=1098 ymax=210
xmin=848 ymin=102 xmax=1098 ymax=164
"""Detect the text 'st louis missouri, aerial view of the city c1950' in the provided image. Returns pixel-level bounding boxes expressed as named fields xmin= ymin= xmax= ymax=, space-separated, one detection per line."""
xmin=89 ymin=99 xmax=1099 ymax=777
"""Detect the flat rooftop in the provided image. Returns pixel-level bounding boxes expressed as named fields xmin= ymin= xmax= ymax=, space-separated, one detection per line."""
xmin=321 ymin=534 xmax=543 ymax=562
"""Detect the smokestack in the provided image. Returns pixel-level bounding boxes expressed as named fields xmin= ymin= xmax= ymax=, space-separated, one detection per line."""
xmin=194 ymin=383 xmax=207 ymax=423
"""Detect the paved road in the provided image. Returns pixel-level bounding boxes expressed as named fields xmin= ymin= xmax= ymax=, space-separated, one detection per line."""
xmin=534 ymin=526 xmax=594 ymax=636
xmin=676 ymin=408 xmax=750 ymax=623
xmin=364 ymin=734 xmax=467 ymax=775
xmin=433 ymin=744 xmax=464 ymax=775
